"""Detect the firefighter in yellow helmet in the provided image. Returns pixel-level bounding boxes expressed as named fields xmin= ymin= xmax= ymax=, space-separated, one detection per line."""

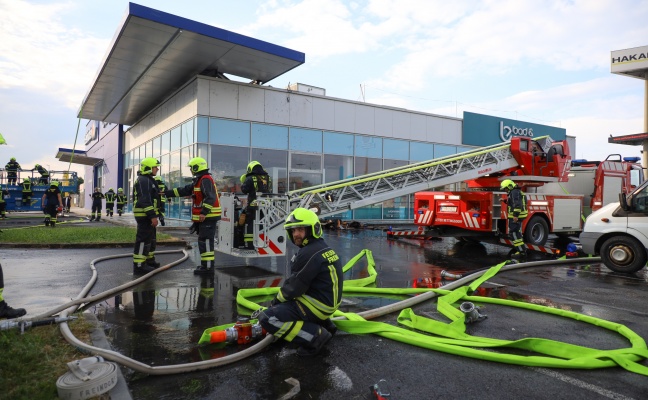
xmin=240 ymin=161 xmax=271 ymax=249
xmin=5 ymin=157 xmax=21 ymax=185
xmin=116 ymin=188 xmax=127 ymax=216
xmin=89 ymin=187 xmax=104 ymax=221
xmin=500 ymin=179 xmax=528 ymax=259
xmin=257 ymin=208 xmax=343 ymax=356
xmin=19 ymin=177 xmax=32 ymax=207
xmin=132 ymin=157 xmax=161 ymax=274
xmin=163 ymin=157 xmax=221 ymax=275
xmin=41 ymin=181 xmax=63 ymax=227
xmin=104 ymin=188 xmax=116 ymax=217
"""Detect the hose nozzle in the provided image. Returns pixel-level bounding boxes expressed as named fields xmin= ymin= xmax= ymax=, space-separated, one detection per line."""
xmin=459 ymin=302 xmax=487 ymax=323
xmin=441 ymin=270 xmax=463 ymax=280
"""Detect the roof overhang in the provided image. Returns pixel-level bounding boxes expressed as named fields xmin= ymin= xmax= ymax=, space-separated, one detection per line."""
xmin=79 ymin=2 xmax=305 ymax=126
xmin=56 ymin=148 xmax=103 ymax=166
xmin=608 ymin=132 xmax=648 ymax=146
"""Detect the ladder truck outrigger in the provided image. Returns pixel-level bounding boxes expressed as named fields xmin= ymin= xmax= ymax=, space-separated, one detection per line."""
xmin=216 ymin=135 xmax=581 ymax=258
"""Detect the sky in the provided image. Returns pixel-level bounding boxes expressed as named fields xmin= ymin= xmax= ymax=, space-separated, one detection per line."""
xmin=1 ymin=0 xmax=647 ymax=178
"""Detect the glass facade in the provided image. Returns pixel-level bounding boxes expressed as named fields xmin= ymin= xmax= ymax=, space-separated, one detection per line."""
xmin=124 ymin=116 xmax=473 ymax=221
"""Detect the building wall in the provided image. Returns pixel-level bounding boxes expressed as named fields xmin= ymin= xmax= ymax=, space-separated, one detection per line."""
xmin=197 ymin=77 xmax=463 ymax=143
xmin=84 ymin=122 xmax=121 ymax=210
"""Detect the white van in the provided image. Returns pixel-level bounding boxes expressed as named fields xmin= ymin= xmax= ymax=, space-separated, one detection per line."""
xmin=580 ymin=178 xmax=648 ymax=273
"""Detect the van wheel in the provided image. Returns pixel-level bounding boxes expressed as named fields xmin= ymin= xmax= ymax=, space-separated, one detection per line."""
xmin=600 ymin=236 xmax=647 ymax=273
xmin=523 ymin=216 xmax=548 ymax=246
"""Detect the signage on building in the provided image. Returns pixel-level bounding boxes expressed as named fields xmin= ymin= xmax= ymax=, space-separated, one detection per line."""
xmin=611 ymin=45 xmax=648 ymax=74
xmin=462 ymin=112 xmax=566 ymax=147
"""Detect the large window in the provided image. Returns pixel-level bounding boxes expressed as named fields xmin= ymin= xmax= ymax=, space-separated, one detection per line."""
xmin=252 ymin=124 xmax=288 ymax=150
xmin=211 ymin=145 xmax=249 ymax=193
xmin=210 ymin=119 xmax=250 ymax=146
xmin=290 ymin=128 xmax=322 ymax=153
xmin=182 ymin=119 xmax=195 ymax=146
xmin=161 ymin=131 xmax=170 ymax=155
xmin=289 ymin=153 xmax=322 ymax=191
xmin=354 ymin=157 xmax=382 ymax=219
xmin=251 ymin=148 xmax=287 ymax=193
xmin=324 ymin=154 xmax=353 ymax=183
xmin=170 ymin=126 xmax=181 ymax=151
xmin=355 ymin=136 xmax=382 ymax=158
xmin=323 ymin=131 xmax=353 ymax=155
xmin=197 ymin=116 xmax=209 ymax=143
xmin=410 ymin=142 xmax=434 ymax=162
xmin=384 ymin=139 xmax=409 ymax=161
xmin=382 ymin=159 xmax=409 ymax=219
xmin=435 ymin=144 xmax=456 ymax=158
xmin=152 ymin=136 xmax=161 ymax=158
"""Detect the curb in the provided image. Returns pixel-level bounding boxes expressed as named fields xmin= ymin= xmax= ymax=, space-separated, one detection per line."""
xmin=0 ymin=239 xmax=188 ymax=249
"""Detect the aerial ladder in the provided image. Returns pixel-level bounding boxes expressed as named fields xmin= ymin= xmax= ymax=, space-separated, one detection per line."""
xmin=216 ymin=136 xmax=570 ymax=258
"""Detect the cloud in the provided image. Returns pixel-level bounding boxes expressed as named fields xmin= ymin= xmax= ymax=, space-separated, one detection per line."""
xmin=0 ymin=0 xmax=108 ymax=109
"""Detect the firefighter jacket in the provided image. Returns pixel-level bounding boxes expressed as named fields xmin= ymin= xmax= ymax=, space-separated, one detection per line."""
xmin=34 ymin=166 xmax=49 ymax=177
xmin=44 ymin=186 xmax=61 ymax=206
xmin=116 ymin=194 xmax=127 ymax=205
xmin=241 ymin=165 xmax=270 ymax=207
xmin=164 ymin=171 xmax=220 ymax=221
xmin=91 ymin=191 xmax=104 ymax=206
xmin=0 ymin=189 xmax=8 ymax=203
xmin=133 ymin=174 xmax=159 ymax=219
xmin=5 ymin=161 xmax=20 ymax=174
xmin=156 ymin=181 xmax=167 ymax=205
xmin=507 ymin=187 xmax=528 ymax=219
xmin=104 ymin=190 xmax=116 ymax=203
xmin=275 ymin=238 xmax=344 ymax=320
xmin=20 ymin=181 xmax=32 ymax=194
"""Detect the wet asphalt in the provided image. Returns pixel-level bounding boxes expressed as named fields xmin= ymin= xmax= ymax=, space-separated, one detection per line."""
xmin=2 ymin=211 xmax=648 ymax=399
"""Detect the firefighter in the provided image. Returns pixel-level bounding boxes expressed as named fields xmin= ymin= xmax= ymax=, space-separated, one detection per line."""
xmin=133 ymin=157 xmax=161 ymax=274
xmin=0 ymin=187 xmax=8 ymax=218
xmin=258 ymin=208 xmax=343 ymax=356
xmin=154 ymin=176 xmax=167 ymax=226
xmin=89 ymin=187 xmax=104 ymax=221
xmin=116 ymin=187 xmax=127 ymax=216
xmin=104 ymin=188 xmax=116 ymax=217
xmin=32 ymin=164 xmax=50 ymax=185
xmin=19 ymin=178 xmax=32 ymax=207
xmin=163 ymin=157 xmax=221 ymax=275
xmin=41 ymin=181 xmax=63 ymax=227
xmin=5 ymin=157 xmax=21 ymax=185
xmin=240 ymin=161 xmax=270 ymax=249
xmin=0 ymin=263 xmax=26 ymax=319
xmin=501 ymin=179 xmax=528 ymax=258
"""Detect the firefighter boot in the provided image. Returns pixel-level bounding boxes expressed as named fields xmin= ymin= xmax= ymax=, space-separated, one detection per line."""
xmin=95 ymin=216 xmax=101 ymax=222
xmin=297 ymin=327 xmax=332 ymax=357
xmin=44 ymin=217 xmax=50 ymax=226
xmin=133 ymin=262 xmax=156 ymax=275
xmin=0 ymin=300 xmax=27 ymax=319
xmin=146 ymin=258 xmax=161 ymax=269
xmin=511 ymin=250 xmax=527 ymax=260
xmin=193 ymin=262 xmax=213 ymax=276
xmin=322 ymin=318 xmax=338 ymax=337
xmin=89 ymin=215 xmax=95 ymax=221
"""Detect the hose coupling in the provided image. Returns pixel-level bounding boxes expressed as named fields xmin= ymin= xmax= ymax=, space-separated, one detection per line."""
xmin=459 ymin=302 xmax=487 ymax=323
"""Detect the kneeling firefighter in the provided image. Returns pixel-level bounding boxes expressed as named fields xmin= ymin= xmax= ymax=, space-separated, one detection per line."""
xmin=258 ymin=208 xmax=343 ymax=356
xmin=501 ymin=179 xmax=528 ymax=258
xmin=164 ymin=157 xmax=221 ymax=275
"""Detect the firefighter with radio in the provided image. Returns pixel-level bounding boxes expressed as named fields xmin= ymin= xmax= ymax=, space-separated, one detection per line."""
xmin=116 ymin=188 xmax=127 ymax=216
xmin=133 ymin=157 xmax=161 ymax=274
xmin=89 ymin=188 xmax=103 ymax=221
xmin=104 ymin=188 xmax=116 ymax=217
xmin=163 ymin=157 xmax=221 ymax=275
xmin=240 ymin=161 xmax=270 ymax=249
xmin=258 ymin=208 xmax=343 ymax=356
xmin=5 ymin=157 xmax=21 ymax=185
xmin=501 ymin=179 xmax=528 ymax=259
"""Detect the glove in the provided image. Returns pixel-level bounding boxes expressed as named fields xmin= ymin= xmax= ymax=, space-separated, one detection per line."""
xmin=189 ymin=222 xmax=200 ymax=235
xmin=159 ymin=215 xmax=166 ymax=226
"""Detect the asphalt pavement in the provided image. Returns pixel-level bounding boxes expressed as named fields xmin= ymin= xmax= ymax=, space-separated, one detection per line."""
xmin=2 ymin=210 xmax=648 ymax=399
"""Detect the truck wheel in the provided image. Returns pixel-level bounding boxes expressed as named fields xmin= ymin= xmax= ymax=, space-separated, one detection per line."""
xmin=523 ymin=216 xmax=549 ymax=246
xmin=600 ymin=236 xmax=647 ymax=273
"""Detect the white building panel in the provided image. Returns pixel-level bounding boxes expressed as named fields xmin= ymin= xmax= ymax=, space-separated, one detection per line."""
xmin=209 ymin=80 xmax=238 ymax=119
xmin=374 ymin=108 xmax=393 ymax=137
xmin=264 ymin=89 xmax=290 ymax=125
xmin=334 ymin=101 xmax=355 ymax=133
xmin=289 ymin=93 xmax=313 ymax=128
xmin=426 ymin=116 xmax=444 ymax=142
xmin=355 ymin=104 xmax=375 ymax=135
xmin=196 ymin=79 xmax=210 ymax=116
xmin=410 ymin=113 xmax=426 ymax=140
xmin=312 ymin=97 xmax=335 ymax=131
xmin=442 ymin=119 xmax=462 ymax=145
xmin=238 ymin=84 xmax=264 ymax=122
xmin=393 ymin=111 xmax=412 ymax=140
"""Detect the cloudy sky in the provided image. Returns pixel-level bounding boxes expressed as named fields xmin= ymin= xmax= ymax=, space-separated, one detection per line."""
xmin=0 ymin=0 xmax=647 ymax=177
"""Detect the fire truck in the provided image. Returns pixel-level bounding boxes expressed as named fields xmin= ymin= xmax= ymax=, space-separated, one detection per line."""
xmin=216 ymin=135 xmax=584 ymax=258
xmin=411 ymin=152 xmax=642 ymax=247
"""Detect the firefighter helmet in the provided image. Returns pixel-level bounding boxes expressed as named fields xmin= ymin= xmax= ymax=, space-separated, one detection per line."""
xmin=118 ymin=188 xmax=124 ymax=193
xmin=140 ymin=157 xmax=160 ymax=175
xmin=23 ymin=177 xmax=29 ymax=182
xmin=500 ymin=179 xmax=516 ymax=190
xmin=10 ymin=157 xmax=16 ymax=162
xmin=187 ymin=157 xmax=208 ymax=175
xmin=247 ymin=161 xmax=261 ymax=174
xmin=109 ymin=188 xmax=114 ymax=191
xmin=284 ymin=208 xmax=322 ymax=243
xmin=51 ymin=180 xmax=60 ymax=187
xmin=35 ymin=164 xmax=40 ymax=168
